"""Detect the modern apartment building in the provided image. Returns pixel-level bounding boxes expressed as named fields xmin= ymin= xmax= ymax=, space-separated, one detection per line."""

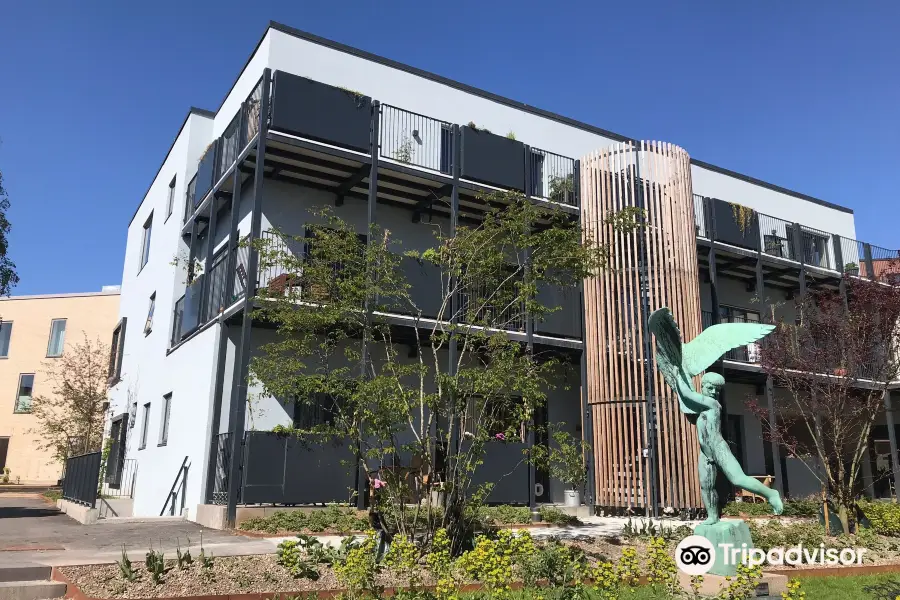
xmin=0 ymin=289 xmax=120 ymax=485
xmin=105 ymin=21 xmax=900 ymax=523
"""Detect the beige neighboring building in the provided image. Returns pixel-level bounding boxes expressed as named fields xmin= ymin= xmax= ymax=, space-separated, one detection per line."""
xmin=0 ymin=289 xmax=120 ymax=485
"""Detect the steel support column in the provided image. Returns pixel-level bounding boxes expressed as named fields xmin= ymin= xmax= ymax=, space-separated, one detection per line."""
xmin=203 ymin=107 xmax=246 ymax=503
xmin=523 ymin=146 xmax=539 ymax=522
xmin=445 ymin=124 xmax=461 ymax=512
xmin=225 ymin=69 xmax=271 ymax=527
xmin=884 ymin=391 xmax=900 ymax=502
xmin=356 ymin=101 xmax=381 ymax=510
xmin=765 ymin=376 xmax=785 ymax=496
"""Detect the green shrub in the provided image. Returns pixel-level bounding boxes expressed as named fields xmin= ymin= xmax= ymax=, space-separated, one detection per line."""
xmin=747 ymin=520 xmax=825 ymax=550
xmin=723 ymin=497 xmax=820 ymax=518
xmin=42 ymin=489 xmax=62 ymax=502
xmin=782 ymin=496 xmax=820 ymax=518
xmin=239 ymin=506 xmax=369 ymax=533
xmin=276 ymin=540 xmax=320 ymax=580
xmin=473 ymin=505 xmax=581 ymax=526
xmin=860 ymin=500 xmax=900 ymax=536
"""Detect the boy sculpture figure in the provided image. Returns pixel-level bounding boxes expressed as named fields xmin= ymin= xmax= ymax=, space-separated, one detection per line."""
xmin=648 ymin=308 xmax=783 ymax=524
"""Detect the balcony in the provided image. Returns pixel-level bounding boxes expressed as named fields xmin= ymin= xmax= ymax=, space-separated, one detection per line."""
xmin=701 ymin=311 xmax=762 ymax=363
xmin=171 ymin=229 xmax=579 ymax=347
xmin=694 ymin=195 xmax=900 ymax=285
xmin=182 ymin=72 xmax=580 ymax=238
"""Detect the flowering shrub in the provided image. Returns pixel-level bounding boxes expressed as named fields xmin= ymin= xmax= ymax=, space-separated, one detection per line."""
xmin=334 ymin=532 xmax=383 ymax=599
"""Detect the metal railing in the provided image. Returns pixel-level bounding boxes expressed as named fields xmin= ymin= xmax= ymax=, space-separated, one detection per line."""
xmin=160 ymin=456 xmax=189 ymax=517
xmin=460 ymin=280 xmax=527 ymax=332
xmin=758 ymin=212 xmax=796 ymax=261
xmin=201 ymin=250 xmax=230 ymax=323
xmin=380 ymin=104 xmax=452 ymax=174
xmin=101 ymin=459 xmax=137 ymax=499
xmin=797 ymin=224 xmax=835 ymax=270
xmin=211 ymin=433 xmax=232 ymax=505
xmin=183 ymin=175 xmax=197 ymax=224
xmin=257 ymin=230 xmax=304 ymax=292
xmin=530 ymin=148 xmax=576 ymax=206
xmin=61 ymin=451 xmax=102 ymax=508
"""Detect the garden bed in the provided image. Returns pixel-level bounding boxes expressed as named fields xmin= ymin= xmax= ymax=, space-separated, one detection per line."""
xmin=237 ymin=505 xmax=580 ymax=535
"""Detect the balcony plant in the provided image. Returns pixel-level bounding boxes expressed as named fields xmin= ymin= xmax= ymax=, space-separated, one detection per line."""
xmin=548 ymin=174 xmax=574 ymax=204
xmin=845 ymin=262 xmax=860 ymax=276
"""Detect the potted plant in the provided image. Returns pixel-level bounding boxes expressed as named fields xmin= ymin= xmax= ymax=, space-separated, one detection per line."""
xmin=534 ymin=426 xmax=590 ymax=507
xmin=845 ymin=262 xmax=860 ymax=276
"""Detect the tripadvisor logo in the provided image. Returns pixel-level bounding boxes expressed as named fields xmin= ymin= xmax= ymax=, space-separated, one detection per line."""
xmin=675 ymin=535 xmax=867 ymax=574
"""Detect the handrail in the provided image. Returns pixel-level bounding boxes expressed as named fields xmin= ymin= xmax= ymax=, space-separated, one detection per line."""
xmin=160 ymin=455 xmax=189 ymax=516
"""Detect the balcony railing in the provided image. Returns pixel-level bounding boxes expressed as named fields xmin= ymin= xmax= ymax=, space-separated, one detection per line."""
xmin=380 ymin=104 xmax=452 ymax=175
xmin=693 ymin=195 xmax=899 ymax=283
xmin=530 ymin=149 xmax=576 ymax=206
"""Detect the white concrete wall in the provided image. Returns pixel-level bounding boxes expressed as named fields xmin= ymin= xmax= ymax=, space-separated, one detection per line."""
xmin=107 ymin=111 xmax=218 ymax=519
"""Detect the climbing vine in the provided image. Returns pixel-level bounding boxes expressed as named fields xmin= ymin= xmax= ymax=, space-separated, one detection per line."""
xmin=730 ymin=202 xmax=754 ymax=237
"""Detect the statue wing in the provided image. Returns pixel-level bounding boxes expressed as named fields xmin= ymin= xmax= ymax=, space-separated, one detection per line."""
xmin=647 ymin=308 xmax=685 ymax=392
xmin=682 ymin=323 xmax=775 ymax=377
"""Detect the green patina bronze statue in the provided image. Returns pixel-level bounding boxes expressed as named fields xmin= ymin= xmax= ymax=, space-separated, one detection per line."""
xmin=649 ymin=307 xmax=783 ymax=524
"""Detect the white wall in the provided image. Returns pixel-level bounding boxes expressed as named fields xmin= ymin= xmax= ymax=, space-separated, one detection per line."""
xmin=107 ymin=111 xmax=218 ymax=519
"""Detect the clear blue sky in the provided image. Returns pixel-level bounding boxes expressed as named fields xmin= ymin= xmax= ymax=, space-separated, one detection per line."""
xmin=0 ymin=1 xmax=897 ymax=295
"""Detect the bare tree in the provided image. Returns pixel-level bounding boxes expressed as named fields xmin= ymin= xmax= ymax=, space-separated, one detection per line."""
xmin=29 ymin=335 xmax=112 ymax=461
xmin=753 ymin=277 xmax=900 ymax=533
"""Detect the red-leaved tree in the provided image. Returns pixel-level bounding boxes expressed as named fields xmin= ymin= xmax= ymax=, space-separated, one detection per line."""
xmin=753 ymin=277 xmax=900 ymax=533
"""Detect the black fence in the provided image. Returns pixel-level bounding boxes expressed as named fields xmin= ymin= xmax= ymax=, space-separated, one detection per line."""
xmin=61 ymin=451 xmax=102 ymax=507
xmin=380 ymin=104 xmax=452 ymax=174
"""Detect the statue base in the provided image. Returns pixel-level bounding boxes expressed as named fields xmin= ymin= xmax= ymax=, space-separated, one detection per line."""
xmin=694 ymin=519 xmax=753 ymax=576
xmin=678 ymin=571 xmax=787 ymax=598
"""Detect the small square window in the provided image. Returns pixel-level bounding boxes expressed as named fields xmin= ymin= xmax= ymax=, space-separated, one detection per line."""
xmin=139 ymin=402 xmax=151 ymax=450
xmin=14 ymin=374 xmax=34 ymax=413
xmin=144 ymin=293 xmax=156 ymax=335
xmin=140 ymin=213 xmax=153 ymax=270
xmin=46 ymin=319 xmax=67 ymax=357
xmin=166 ymin=176 xmax=176 ymax=220
xmin=159 ymin=393 xmax=172 ymax=446
xmin=0 ymin=321 xmax=12 ymax=358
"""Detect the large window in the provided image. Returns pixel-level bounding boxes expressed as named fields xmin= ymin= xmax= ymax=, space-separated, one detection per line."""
xmin=14 ymin=374 xmax=34 ymax=413
xmin=166 ymin=176 xmax=176 ymax=220
xmin=140 ymin=213 xmax=153 ymax=270
xmin=46 ymin=319 xmax=67 ymax=357
xmin=0 ymin=321 xmax=12 ymax=358
xmin=159 ymin=394 xmax=172 ymax=446
xmin=108 ymin=318 xmax=127 ymax=385
xmin=139 ymin=402 xmax=151 ymax=450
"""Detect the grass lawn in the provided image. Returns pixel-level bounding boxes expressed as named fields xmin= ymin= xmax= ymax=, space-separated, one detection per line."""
xmin=798 ymin=573 xmax=900 ymax=600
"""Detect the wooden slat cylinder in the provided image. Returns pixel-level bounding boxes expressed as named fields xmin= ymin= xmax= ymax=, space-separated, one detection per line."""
xmin=581 ymin=141 xmax=702 ymax=511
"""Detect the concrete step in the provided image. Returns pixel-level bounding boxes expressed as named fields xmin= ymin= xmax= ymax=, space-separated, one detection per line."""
xmin=0 ymin=565 xmax=51 ymax=584
xmin=0 ymin=580 xmax=67 ymax=600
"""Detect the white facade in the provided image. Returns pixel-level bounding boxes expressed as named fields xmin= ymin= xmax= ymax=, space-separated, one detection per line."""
xmin=107 ymin=22 xmax=865 ymax=519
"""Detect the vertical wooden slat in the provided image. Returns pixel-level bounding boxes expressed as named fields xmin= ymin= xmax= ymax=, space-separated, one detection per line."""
xmin=581 ymin=140 xmax=701 ymax=513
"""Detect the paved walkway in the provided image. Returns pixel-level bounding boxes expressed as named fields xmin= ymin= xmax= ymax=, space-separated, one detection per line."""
xmin=0 ymin=493 xmax=278 ymax=567
xmin=0 ymin=493 xmax=698 ymax=567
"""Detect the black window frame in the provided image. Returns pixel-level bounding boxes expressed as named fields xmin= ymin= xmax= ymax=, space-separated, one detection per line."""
xmin=139 ymin=402 xmax=151 ymax=450
xmin=158 ymin=393 xmax=172 ymax=446
xmin=165 ymin=176 xmax=176 ymax=221
xmin=108 ymin=318 xmax=127 ymax=386
xmin=139 ymin=212 xmax=153 ymax=271
xmin=144 ymin=293 xmax=156 ymax=336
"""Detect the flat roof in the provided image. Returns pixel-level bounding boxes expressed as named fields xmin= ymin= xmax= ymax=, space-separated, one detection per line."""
xmin=138 ymin=20 xmax=855 ymax=220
